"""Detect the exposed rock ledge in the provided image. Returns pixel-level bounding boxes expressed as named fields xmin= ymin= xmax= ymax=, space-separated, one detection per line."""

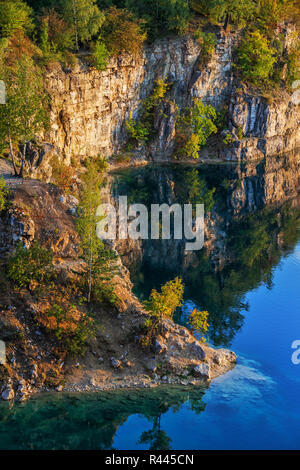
xmin=33 ymin=26 xmax=299 ymax=175
xmin=0 ymin=179 xmax=236 ymax=401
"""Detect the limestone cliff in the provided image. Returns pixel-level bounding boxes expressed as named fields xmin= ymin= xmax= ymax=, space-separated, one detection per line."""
xmin=40 ymin=28 xmax=299 ymax=169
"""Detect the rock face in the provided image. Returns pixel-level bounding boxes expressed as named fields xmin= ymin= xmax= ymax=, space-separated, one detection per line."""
xmin=43 ymin=29 xmax=299 ymax=166
xmin=0 ymin=181 xmax=80 ymax=257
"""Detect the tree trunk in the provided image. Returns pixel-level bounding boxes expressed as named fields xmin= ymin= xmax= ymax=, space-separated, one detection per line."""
xmin=19 ymin=142 xmax=27 ymax=179
xmin=72 ymin=0 xmax=79 ymax=52
xmin=8 ymin=134 xmax=19 ymax=177
xmin=224 ymin=13 xmax=229 ymax=31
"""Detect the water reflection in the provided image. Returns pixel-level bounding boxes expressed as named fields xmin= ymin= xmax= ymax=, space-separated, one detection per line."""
xmin=0 ymin=386 xmax=206 ymax=450
xmin=112 ymin=162 xmax=300 ymax=347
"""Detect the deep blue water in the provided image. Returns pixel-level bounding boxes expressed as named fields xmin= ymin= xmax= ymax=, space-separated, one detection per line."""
xmin=1 ymin=164 xmax=300 ymax=450
xmin=115 ymin=240 xmax=300 ymax=450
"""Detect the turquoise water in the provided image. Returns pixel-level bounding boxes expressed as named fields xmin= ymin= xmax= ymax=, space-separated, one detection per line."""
xmin=1 ymin=164 xmax=300 ymax=450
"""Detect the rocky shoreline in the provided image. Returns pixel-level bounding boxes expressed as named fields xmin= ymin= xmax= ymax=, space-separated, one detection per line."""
xmin=0 ymin=178 xmax=236 ymax=403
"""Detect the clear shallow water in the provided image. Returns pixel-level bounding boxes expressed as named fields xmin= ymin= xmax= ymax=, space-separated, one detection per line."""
xmin=1 ymin=164 xmax=300 ymax=450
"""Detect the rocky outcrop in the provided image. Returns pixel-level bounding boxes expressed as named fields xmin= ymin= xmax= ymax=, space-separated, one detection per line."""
xmin=39 ymin=29 xmax=299 ymax=168
xmin=0 ymin=180 xmax=236 ymax=401
xmin=224 ymin=90 xmax=300 ymax=161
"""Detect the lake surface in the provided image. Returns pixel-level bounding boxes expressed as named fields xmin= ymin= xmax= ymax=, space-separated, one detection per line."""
xmin=1 ymin=163 xmax=300 ymax=450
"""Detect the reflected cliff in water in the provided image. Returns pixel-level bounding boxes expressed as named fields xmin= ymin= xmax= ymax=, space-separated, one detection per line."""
xmin=111 ymin=154 xmax=300 ymax=347
xmin=2 ymin=155 xmax=300 ymax=450
xmin=0 ymin=386 xmax=206 ymax=450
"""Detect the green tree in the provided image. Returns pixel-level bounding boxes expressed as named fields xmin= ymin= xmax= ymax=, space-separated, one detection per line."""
xmin=61 ymin=0 xmax=105 ymax=51
xmin=142 ymin=277 xmax=184 ymax=347
xmin=92 ymin=36 xmax=109 ymax=70
xmin=76 ymin=159 xmax=118 ymax=304
xmin=124 ymin=0 xmax=190 ymax=38
xmin=187 ymin=308 xmax=209 ymax=342
xmin=208 ymin=0 xmax=255 ymax=30
xmin=176 ymin=99 xmax=218 ymax=159
xmin=144 ymin=277 xmax=184 ymax=323
xmin=236 ymin=31 xmax=277 ymax=86
xmin=125 ymin=79 xmax=169 ymax=145
xmin=0 ymin=0 xmax=33 ymax=39
xmin=7 ymin=241 xmax=53 ymax=288
xmin=0 ymin=57 xmax=49 ymax=177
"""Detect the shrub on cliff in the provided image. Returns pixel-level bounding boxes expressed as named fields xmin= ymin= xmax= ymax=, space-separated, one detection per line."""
xmin=7 ymin=241 xmax=53 ymax=288
xmin=141 ymin=277 xmax=184 ymax=347
xmin=125 ymin=79 xmax=169 ymax=146
xmin=39 ymin=8 xmax=75 ymax=62
xmin=45 ymin=303 xmax=97 ymax=356
xmin=194 ymin=30 xmax=217 ymax=66
xmin=92 ymin=36 xmax=109 ymax=70
xmin=236 ymin=31 xmax=277 ymax=87
xmin=176 ymin=99 xmax=218 ymax=159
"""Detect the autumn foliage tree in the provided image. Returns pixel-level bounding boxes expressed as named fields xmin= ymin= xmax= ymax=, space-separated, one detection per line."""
xmin=39 ymin=8 xmax=75 ymax=57
xmin=100 ymin=7 xmax=147 ymax=57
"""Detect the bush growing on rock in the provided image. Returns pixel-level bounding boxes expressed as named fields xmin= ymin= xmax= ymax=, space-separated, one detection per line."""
xmin=141 ymin=277 xmax=184 ymax=348
xmin=92 ymin=36 xmax=109 ymax=70
xmin=125 ymin=79 xmax=170 ymax=146
xmin=236 ymin=31 xmax=277 ymax=87
xmin=187 ymin=308 xmax=209 ymax=343
xmin=7 ymin=241 xmax=53 ymax=288
xmin=194 ymin=30 xmax=217 ymax=66
xmin=44 ymin=303 xmax=97 ymax=356
xmin=176 ymin=99 xmax=218 ymax=159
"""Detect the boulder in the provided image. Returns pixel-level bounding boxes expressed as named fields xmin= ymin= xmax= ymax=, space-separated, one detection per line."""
xmin=213 ymin=349 xmax=237 ymax=366
xmin=190 ymin=341 xmax=206 ymax=360
xmin=154 ymin=337 xmax=167 ymax=355
xmin=2 ymin=387 xmax=15 ymax=401
xmin=193 ymin=363 xmax=211 ymax=380
xmin=110 ymin=358 xmax=122 ymax=369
